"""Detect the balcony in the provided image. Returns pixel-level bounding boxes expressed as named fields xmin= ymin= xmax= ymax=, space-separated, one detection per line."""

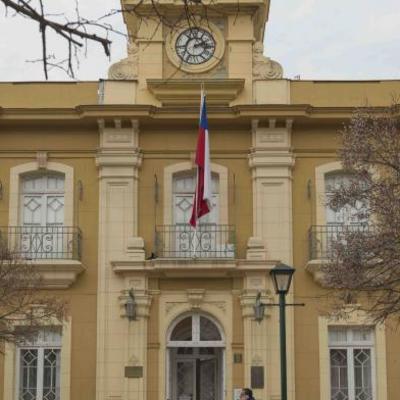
xmin=0 ymin=226 xmax=84 ymax=288
xmin=308 ymin=224 xmax=371 ymax=260
xmin=155 ymin=224 xmax=236 ymax=259
xmin=0 ymin=226 xmax=81 ymax=260
xmin=307 ymin=224 xmax=370 ymax=285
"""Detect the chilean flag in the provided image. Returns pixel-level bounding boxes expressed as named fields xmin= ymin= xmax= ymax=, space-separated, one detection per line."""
xmin=189 ymin=91 xmax=212 ymax=227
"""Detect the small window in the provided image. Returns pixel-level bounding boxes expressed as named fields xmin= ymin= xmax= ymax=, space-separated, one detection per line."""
xmin=17 ymin=328 xmax=62 ymax=400
xmin=329 ymin=326 xmax=374 ymax=400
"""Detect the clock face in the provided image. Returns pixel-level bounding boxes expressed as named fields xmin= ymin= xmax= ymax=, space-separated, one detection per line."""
xmin=175 ymin=28 xmax=216 ymax=65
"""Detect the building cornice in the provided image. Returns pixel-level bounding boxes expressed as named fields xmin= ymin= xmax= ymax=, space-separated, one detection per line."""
xmin=0 ymin=104 xmax=393 ymax=122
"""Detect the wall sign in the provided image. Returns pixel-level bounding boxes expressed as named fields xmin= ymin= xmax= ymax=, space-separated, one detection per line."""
xmin=125 ymin=366 xmax=143 ymax=378
xmin=251 ymin=366 xmax=264 ymax=389
xmin=233 ymin=353 xmax=243 ymax=364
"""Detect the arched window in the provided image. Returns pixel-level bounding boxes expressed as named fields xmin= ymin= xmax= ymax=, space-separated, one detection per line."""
xmin=160 ymin=162 xmax=232 ymax=258
xmin=173 ymin=172 xmax=219 ymax=225
xmin=19 ymin=173 xmax=66 ymax=259
xmin=325 ymin=171 xmax=367 ymax=225
xmin=167 ymin=314 xmax=225 ymax=400
xmin=21 ymin=173 xmax=65 ymax=227
xmin=169 ymin=173 xmax=234 ymax=258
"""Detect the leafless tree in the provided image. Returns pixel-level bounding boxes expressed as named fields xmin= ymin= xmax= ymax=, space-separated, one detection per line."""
xmin=322 ymin=103 xmax=400 ymax=323
xmin=1 ymin=0 xmax=223 ymax=79
xmin=0 ymin=244 xmax=66 ymax=346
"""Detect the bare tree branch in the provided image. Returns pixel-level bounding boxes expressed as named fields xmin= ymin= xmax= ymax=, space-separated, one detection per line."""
xmin=0 ymin=243 xmax=66 ymax=345
xmin=1 ymin=0 xmax=235 ymax=79
xmin=322 ymin=103 xmax=400 ymax=323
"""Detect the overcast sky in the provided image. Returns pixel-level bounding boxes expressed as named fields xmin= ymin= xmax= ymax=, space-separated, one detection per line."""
xmin=0 ymin=0 xmax=399 ymax=81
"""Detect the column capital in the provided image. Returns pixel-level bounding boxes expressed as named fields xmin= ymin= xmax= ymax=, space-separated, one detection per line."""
xmin=249 ymin=118 xmax=295 ymax=175
xmin=96 ymin=118 xmax=142 ymax=176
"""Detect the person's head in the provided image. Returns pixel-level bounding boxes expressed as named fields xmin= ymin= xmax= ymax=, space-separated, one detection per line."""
xmin=240 ymin=388 xmax=254 ymax=400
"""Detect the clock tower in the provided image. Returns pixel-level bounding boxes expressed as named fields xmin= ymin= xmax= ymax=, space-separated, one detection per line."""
xmin=99 ymin=3 xmax=293 ymax=400
xmin=107 ymin=0 xmax=285 ymax=105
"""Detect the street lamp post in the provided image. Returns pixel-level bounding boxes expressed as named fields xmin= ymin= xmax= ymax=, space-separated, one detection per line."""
xmin=270 ymin=263 xmax=295 ymax=400
xmin=253 ymin=264 xmax=304 ymax=400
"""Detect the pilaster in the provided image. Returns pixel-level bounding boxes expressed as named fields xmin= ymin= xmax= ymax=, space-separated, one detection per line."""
xmin=248 ymin=118 xmax=296 ymax=400
xmin=240 ymin=273 xmax=272 ymax=400
xmin=248 ymin=118 xmax=294 ymax=264
xmin=119 ymin=285 xmax=152 ymax=400
xmin=96 ymin=118 xmax=147 ymax=400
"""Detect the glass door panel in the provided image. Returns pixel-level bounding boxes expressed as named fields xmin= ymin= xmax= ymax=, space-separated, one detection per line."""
xmin=176 ymin=360 xmax=195 ymax=400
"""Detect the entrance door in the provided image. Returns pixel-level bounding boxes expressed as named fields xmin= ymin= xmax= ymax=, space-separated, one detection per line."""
xmin=167 ymin=314 xmax=225 ymax=400
xmin=175 ymin=358 xmax=196 ymax=400
xmin=198 ymin=357 xmax=217 ymax=400
xmin=172 ymin=348 xmax=220 ymax=400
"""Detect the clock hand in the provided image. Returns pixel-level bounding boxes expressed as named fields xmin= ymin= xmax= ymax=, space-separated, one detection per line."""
xmin=194 ymin=43 xmax=214 ymax=49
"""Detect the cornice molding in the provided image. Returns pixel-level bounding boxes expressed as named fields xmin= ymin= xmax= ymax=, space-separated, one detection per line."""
xmin=111 ymin=258 xmax=279 ymax=278
xmin=0 ymin=104 xmax=392 ymax=122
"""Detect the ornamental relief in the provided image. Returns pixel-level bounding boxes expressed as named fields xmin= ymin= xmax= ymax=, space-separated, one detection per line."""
xmin=209 ymin=301 xmax=226 ymax=312
xmin=165 ymin=302 xmax=185 ymax=315
xmin=164 ymin=299 xmax=227 ymax=314
xmin=252 ymin=41 xmax=283 ymax=80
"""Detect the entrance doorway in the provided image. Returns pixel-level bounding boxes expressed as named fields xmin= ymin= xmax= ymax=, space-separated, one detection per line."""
xmin=167 ymin=314 xmax=225 ymax=400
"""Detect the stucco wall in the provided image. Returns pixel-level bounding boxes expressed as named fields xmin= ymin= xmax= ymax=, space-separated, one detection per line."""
xmin=0 ymin=124 xmax=99 ymax=400
xmin=290 ymin=80 xmax=400 ymax=107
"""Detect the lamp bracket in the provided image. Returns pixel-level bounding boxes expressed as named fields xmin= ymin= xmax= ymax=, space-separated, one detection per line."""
xmin=259 ymin=302 xmax=305 ymax=307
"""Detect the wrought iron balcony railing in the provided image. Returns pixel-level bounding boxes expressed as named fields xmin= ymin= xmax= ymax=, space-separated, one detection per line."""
xmin=0 ymin=226 xmax=82 ymax=260
xmin=155 ymin=224 xmax=236 ymax=259
xmin=308 ymin=224 xmax=370 ymax=260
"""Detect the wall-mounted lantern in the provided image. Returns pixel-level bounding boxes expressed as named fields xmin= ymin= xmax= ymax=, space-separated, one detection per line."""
xmin=125 ymin=289 xmax=137 ymax=321
xmin=253 ymin=292 xmax=266 ymax=322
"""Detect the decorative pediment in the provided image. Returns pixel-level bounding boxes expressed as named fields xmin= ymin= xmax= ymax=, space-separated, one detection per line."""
xmin=146 ymin=79 xmax=245 ymax=105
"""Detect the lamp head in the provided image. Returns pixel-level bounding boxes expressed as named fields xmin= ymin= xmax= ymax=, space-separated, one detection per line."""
xmin=270 ymin=263 xmax=295 ymax=295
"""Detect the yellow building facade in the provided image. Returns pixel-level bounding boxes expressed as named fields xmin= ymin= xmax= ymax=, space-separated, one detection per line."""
xmin=1 ymin=1 xmax=400 ymax=400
